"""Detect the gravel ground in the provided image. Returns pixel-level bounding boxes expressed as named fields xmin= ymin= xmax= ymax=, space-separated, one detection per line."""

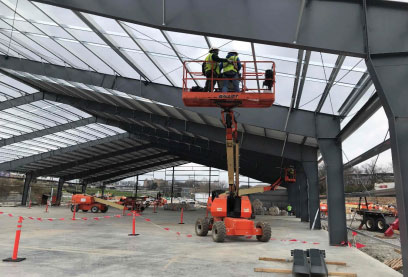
xmin=322 ymin=215 xmax=402 ymax=274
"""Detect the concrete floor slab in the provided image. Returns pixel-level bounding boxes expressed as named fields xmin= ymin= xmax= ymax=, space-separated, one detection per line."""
xmin=0 ymin=206 xmax=401 ymax=276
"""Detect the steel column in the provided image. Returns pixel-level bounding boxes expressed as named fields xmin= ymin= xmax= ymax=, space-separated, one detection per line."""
xmin=296 ymin=163 xmax=309 ymax=222
xmin=302 ymin=160 xmax=321 ymax=229
xmin=294 ymin=182 xmax=301 ymax=219
xmin=287 ymin=182 xmax=297 ymax=216
xmin=366 ymin=53 xmax=408 ymax=273
xmin=208 ymin=167 xmax=211 ymax=197
xmin=81 ymin=182 xmax=87 ymax=194
xmin=318 ymin=138 xmax=347 ymax=245
xmin=56 ymin=178 xmax=64 ymax=206
xmin=171 ymin=167 xmax=174 ymax=204
xmin=21 ymin=172 xmax=34 ymax=206
xmin=134 ymin=175 xmax=139 ymax=197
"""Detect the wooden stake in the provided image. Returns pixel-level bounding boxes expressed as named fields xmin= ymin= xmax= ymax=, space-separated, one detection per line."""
xmin=258 ymin=257 xmax=347 ymax=266
xmin=259 ymin=257 xmax=290 ymax=262
xmin=254 ymin=268 xmax=291 ymax=274
xmin=254 ymin=268 xmax=356 ymax=277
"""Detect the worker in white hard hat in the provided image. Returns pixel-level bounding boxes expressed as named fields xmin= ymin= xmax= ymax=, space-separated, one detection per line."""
xmin=203 ymin=47 xmax=228 ymax=92
xmin=219 ymin=50 xmax=242 ymax=92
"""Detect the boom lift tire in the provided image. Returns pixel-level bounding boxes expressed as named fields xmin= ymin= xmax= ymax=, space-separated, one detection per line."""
xmin=212 ymin=221 xmax=226 ymax=242
xmin=366 ymin=217 xmax=376 ymax=231
xmin=101 ymin=206 xmax=109 ymax=213
xmin=256 ymin=221 xmax=271 ymax=242
xmin=195 ymin=218 xmax=209 ymax=236
xmin=91 ymin=206 xmax=99 ymax=213
xmin=70 ymin=205 xmax=79 ymax=212
xmin=376 ymin=218 xmax=388 ymax=232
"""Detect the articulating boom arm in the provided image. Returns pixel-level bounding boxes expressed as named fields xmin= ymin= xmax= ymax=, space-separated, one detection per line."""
xmin=221 ymin=110 xmax=240 ymax=197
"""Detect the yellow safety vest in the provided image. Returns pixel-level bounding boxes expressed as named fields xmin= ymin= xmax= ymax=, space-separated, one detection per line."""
xmin=223 ymin=55 xmax=238 ymax=73
xmin=204 ymin=53 xmax=220 ymax=74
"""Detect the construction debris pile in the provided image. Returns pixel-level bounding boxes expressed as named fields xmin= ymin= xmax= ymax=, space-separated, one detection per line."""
xmin=163 ymin=203 xmax=196 ymax=211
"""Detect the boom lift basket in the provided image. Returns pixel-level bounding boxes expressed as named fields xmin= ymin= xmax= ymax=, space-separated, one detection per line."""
xmin=285 ymin=167 xmax=296 ymax=183
xmin=182 ymin=60 xmax=276 ymax=109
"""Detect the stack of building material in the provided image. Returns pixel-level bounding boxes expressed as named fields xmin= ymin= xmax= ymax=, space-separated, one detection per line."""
xmin=252 ymin=199 xmax=263 ymax=215
xmin=384 ymin=258 xmax=403 ymax=271
xmin=268 ymin=206 xmax=280 ymax=216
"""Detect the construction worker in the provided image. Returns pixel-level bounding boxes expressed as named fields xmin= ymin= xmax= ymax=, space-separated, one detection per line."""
xmin=203 ymin=47 xmax=228 ymax=92
xmin=220 ymin=50 xmax=242 ymax=92
xmin=287 ymin=204 xmax=293 ymax=216
xmin=287 ymin=166 xmax=295 ymax=180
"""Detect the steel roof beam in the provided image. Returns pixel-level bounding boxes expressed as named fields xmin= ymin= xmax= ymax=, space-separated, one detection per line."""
xmin=315 ymin=55 xmax=346 ymax=113
xmin=338 ymin=73 xmax=372 ymax=118
xmin=32 ymin=142 xmax=154 ymax=177
xmin=0 ymin=132 xmax=132 ymax=172
xmin=84 ymin=158 xmax=182 ymax=184
xmin=43 ymin=91 xmax=317 ymax=161
xmin=0 ymin=55 xmax=339 ymax=139
xmin=31 ymin=0 xmax=408 ymax=57
xmin=74 ymin=11 xmax=151 ymax=82
xmin=0 ymin=91 xmax=43 ymax=111
xmin=160 ymin=30 xmax=199 ymax=87
xmin=294 ymin=50 xmax=310 ymax=109
xmin=0 ymin=117 xmax=97 ymax=147
xmin=106 ymin=122 xmax=301 ymax=186
xmin=32 ymin=0 xmax=408 ymax=57
xmin=344 ymin=139 xmax=390 ymax=169
xmin=63 ymin=152 xmax=170 ymax=181
xmin=117 ymin=21 xmax=176 ymax=86
xmin=338 ymin=93 xmax=381 ymax=142
xmin=101 ymin=161 xmax=189 ymax=184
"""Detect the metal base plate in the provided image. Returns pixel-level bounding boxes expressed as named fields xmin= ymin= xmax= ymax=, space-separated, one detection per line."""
xmin=3 ymin=257 xmax=26 ymax=262
xmin=128 ymin=234 xmax=140 ymax=236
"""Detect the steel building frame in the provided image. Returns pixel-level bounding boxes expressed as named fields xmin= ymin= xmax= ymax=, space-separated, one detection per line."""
xmin=0 ymin=0 xmax=406 ymax=270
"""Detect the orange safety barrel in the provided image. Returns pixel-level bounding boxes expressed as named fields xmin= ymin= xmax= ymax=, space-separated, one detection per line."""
xmin=182 ymin=60 xmax=276 ymax=109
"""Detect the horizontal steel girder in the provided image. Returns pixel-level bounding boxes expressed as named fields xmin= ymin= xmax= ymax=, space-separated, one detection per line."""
xmin=42 ymin=91 xmax=317 ymax=162
xmin=118 ymin=125 xmax=286 ymax=184
xmin=338 ymin=93 xmax=381 ymax=142
xmin=0 ymin=133 xmax=133 ymax=172
xmin=344 ymin=138 xmax=390 ymax=169
xmin=63 ymin=152 xmax=171 ymax=181
xmin=31 ymin=0 xmax=408 ymax=57
xmin=0 ymin=92 xmax=44 ymax=111
xmin=84 ymin=158 xmax=182 ymax=183
xmin=0 ymin=117 xmax=97 ymax=147
xmin=0 ymin=56 xmax=339 ymax=139
xmin=33 ymin=143 xmax=154 ymax=177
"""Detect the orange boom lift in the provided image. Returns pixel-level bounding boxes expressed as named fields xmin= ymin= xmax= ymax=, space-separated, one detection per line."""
xmin=182 ymin=60 xmax=277 ymax=242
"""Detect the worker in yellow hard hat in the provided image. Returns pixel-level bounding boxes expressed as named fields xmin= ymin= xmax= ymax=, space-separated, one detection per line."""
xmin=203 ymin=47 xmax=228 ymax=92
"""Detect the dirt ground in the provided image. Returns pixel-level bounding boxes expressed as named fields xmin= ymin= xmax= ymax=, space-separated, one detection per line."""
xmin=322 ymin=214 xmax=402 ymax=274
xmin=346 ymin=197 xmax=397 ymax=206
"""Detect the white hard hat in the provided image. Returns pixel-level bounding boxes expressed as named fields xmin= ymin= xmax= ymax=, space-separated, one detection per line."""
xmin=229 ymin=49 xmax=238 ymax=54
